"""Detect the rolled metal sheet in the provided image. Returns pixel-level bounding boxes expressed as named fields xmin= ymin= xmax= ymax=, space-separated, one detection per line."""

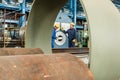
xmin=0 ymin=54 xmax=94 ymax=80
xmin=26 ymin=0 xmax=120 ymax=80
xmin=0 ymin=48 xmax=44 ymax=56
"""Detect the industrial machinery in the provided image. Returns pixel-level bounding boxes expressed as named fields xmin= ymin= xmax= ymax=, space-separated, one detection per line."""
xmin=54 ymin=30 xmax=68 ymax=48
xmin=0 ymin=0 xmax=31 ymax=48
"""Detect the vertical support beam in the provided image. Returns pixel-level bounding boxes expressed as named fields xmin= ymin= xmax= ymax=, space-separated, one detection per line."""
xmin=20 ymin=0 xmax=26 ymax=27
xmin=69 ymin=0 xmax=73 ymax=15
xmin=73 ymin=0 xmax=77 ymax=26
xmin=3 ymin=9 xmax=6 ymax=48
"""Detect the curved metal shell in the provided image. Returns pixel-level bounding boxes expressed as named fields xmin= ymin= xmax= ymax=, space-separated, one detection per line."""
xmin=0 ymin=54 xmax=94 ymax=80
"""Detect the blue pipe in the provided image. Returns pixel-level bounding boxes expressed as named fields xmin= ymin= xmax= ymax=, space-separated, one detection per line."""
xmin=20 ymin=0 xmax=26 ymax=27
xmin=0 ymin=3 xmax=20 ymax=10
xmin=115 ymin=3 xmax=120 ymax=8
xmin=73 ymin=0 xmax=77 ymax=26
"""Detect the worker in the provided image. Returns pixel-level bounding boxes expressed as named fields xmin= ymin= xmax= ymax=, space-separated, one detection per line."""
xmin=51 ymin=24 xmax=59 ymax=48
xmin=63 ymin=22 xmax=76 ymax=47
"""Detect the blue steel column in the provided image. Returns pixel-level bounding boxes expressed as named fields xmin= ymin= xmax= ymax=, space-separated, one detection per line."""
xmin=7 ymin=0 xmax=11 ymax=4
xmin=73 ymin=0 xmax=77 ymax=26
xmin=20 ymin=0 xmax=26 ymax=27
xmin=69 ymin=0 xmax=73 ymax=15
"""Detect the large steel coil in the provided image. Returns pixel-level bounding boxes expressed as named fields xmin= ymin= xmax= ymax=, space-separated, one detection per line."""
xmin=0 ymin=53 xmax=94 ymax=80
